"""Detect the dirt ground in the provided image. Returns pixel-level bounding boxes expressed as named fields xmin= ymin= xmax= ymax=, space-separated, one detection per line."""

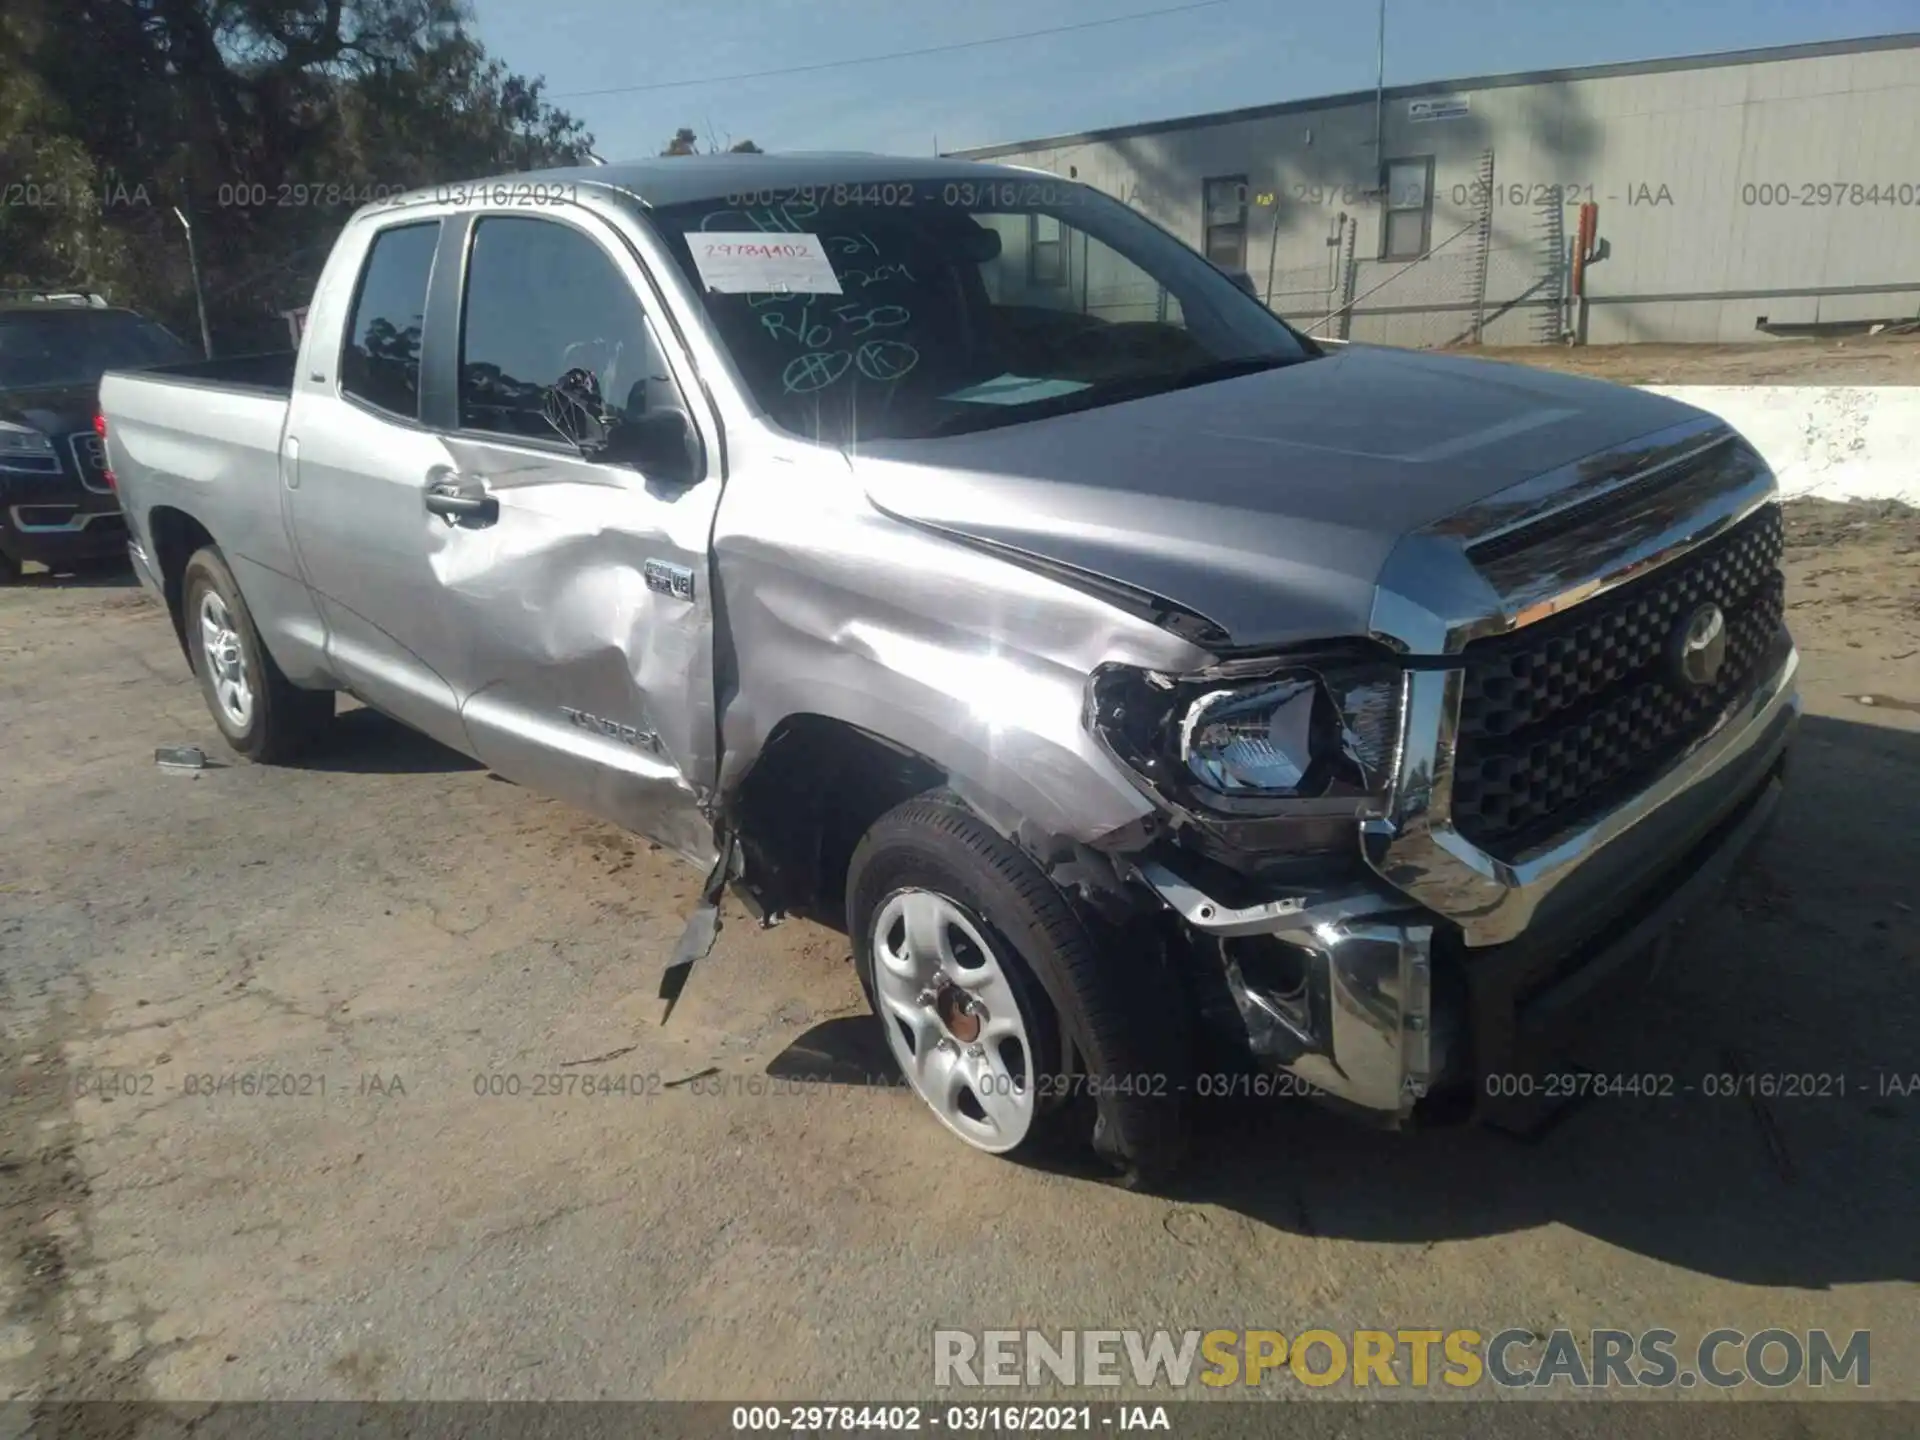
xmin=1466 ymin=333 xmax=1920 ymax=387
xmin=1 ymin=501 xmax=1916 ymax=1418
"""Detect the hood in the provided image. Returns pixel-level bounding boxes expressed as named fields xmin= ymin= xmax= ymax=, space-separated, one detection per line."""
xmin=851 ymin=344 xmax=1707 ymax=650
xmin=0 ymin=380 xmax=101 ymax=437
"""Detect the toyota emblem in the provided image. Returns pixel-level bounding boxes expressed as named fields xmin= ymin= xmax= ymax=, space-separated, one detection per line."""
xmin=1669 ymin=602 xmax=1728 ymax=689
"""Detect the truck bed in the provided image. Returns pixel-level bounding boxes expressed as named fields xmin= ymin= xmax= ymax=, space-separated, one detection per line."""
xmin=119 ymin=350 xmax=298 ymax=397
xmin=100 ymin=352 xmax=302 ymax=634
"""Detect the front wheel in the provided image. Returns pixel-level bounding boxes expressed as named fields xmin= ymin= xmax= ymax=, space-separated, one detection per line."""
xmin=847 ymin=792 xmax=1191 ymax=1186
xmin=182 ymin=546 xmax=333 ymax=762
xmin=0 ymin=549 xmax=20 ymax=586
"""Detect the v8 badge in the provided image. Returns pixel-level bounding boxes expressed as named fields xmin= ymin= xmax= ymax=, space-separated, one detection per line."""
xmin=643 ymin=558 xmax=696 ymax=602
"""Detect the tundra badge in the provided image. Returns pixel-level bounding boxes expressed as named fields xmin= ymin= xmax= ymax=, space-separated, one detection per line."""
xmin=561 ymin=707 xmax=664 ymax=754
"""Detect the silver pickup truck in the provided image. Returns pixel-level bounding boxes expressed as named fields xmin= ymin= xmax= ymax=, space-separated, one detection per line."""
xmin=101 ymin=154 xmax=1798 ymax=1185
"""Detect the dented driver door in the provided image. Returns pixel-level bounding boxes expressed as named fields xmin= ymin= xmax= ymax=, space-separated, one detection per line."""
xmin=417 ymin=208 xmax=724 ymax=866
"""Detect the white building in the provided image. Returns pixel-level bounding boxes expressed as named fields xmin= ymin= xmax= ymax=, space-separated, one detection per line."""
xmin=950 ymin=32 xmax=1920 ymax=346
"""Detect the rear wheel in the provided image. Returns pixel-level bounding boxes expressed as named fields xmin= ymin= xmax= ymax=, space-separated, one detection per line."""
xmin=0 ymin=549 xmax=20 ymax=586
xmin=848 ymin=792 xmax=1191 ymax=1186
xmin=182 ymin=546 xmax=333 ymax=762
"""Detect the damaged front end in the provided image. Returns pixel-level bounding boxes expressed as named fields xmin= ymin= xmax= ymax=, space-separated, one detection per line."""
xmin=1136 ymin=864 xmax=1443 ymax=1116
xmin=1084 ymin=646 xmax=1455 ymax=1119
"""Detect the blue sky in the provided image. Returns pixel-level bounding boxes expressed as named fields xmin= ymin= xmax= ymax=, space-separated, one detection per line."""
xmin=471 ymin=0 xmax=1917 ymax=159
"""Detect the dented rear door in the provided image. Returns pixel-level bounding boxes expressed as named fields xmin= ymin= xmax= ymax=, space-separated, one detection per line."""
xmin=417 ymin=207 xmax=724 ymax=866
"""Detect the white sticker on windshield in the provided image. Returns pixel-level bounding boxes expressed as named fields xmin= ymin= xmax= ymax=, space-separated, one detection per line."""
xmin=941 ymin=374 xmax=1092 ymax=406
xmin=689 ymin=233 xmax=842 ymax=295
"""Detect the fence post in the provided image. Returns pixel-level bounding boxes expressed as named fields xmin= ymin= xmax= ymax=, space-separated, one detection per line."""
xmin=1337 ymin=213 xmax=1358 ymax=340
xmin=1466 ymin=149 xmax=1494 ymax=344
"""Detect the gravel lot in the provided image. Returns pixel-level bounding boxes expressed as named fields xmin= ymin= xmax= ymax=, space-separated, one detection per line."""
xmin=1 ymin=498 xmax=1916 ymax=1413
xmin=1467 ymin=333 xmax=1920 ymax=387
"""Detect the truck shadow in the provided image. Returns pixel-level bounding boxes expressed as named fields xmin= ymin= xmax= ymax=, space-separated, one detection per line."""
xmin=13 ymin=559 xmax=139 ymax=588
xmin=1177 ymin=709 xmax=1919 ymax=1287
xmin=300 ymin=705 xmax=483 ymax=775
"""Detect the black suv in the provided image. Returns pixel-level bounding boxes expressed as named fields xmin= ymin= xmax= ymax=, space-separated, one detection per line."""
xmin=0 ymin=300 xmax=194 ymax=582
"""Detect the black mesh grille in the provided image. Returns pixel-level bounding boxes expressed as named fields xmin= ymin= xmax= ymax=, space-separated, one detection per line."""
xmin=1452 ymin=505 xmax=1785 ymax=857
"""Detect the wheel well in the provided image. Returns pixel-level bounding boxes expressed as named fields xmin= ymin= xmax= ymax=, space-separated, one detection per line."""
xmin=729 ymin=715 xmax=946 ymax=932
xmin=146 ymin=507 xmax=216 ymax=659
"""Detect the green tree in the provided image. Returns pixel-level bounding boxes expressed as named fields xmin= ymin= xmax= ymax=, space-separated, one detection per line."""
xmin=659 ymin=128 xmax=764 ymax=156
xmin=2 ymin=0 xmax=594 ymax=347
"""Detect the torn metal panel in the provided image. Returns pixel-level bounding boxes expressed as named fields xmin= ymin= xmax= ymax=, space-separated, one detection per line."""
xmin=659 ymin=832 xmax=739 ymax=1022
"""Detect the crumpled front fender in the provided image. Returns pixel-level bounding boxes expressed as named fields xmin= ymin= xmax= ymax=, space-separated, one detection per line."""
xmin=711 ymin=449 xmax=1213 ymax=848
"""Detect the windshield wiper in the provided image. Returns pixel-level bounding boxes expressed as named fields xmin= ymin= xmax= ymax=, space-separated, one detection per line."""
xmin=926 ymin=353 xmax=1307 ymax=439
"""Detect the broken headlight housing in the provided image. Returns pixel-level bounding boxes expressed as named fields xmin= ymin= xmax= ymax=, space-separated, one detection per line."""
xmin=1087 ymin=649 xmax=1406 ymax=824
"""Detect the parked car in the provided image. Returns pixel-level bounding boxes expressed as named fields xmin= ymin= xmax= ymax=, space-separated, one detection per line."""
xmin=0 ymin=300 xmax=195 ymax=583
xmin=100 ymin=155 xmax=1798 ymax=1184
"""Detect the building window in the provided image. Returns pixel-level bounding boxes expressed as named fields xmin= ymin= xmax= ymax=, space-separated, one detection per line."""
xmin=1028 ymin=212 xmax=1065 ymax=285
xmin=1380 ymin=157 xmax=1433 ymax=261
xmin=1202 ymin=175 xmax=1248 ymax=271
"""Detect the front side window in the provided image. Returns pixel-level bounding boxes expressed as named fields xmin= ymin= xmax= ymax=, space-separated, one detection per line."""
xmin=457 ymin=216 xmax=668 ymax=442
xmin=340 ymin=221 xmax=440 ymax=418
xmin=646 ymin=181 xmax=1312 ymax=445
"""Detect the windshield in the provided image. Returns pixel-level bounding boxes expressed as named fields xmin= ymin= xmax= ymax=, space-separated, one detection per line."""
xmin=645 ymin=179 xmax=1316 ymax=444
xmin=0 ymin=310 xmax=195 ymax=393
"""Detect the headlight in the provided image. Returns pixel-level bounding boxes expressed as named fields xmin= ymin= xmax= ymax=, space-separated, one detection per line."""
xmin=0 ymin=421 xmax=60 ymax=474
xmin=1088 ymin=651 xmax=1405 ymax=819
xmin=1181 ymin=677 xmax=1339 ymax=795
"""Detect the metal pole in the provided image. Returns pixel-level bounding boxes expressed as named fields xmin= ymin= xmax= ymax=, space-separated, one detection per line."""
xmin=173 ymin=205 xmax=213 ymax=359
xmin=1255 ymin=197 xmax=1277 ymax=307
xmin=1373 ymin=0 xmax=1386 ymax=172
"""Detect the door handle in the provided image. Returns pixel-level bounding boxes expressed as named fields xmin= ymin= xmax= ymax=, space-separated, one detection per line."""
xmin=423 ymin=470 xmax=497 ymax=525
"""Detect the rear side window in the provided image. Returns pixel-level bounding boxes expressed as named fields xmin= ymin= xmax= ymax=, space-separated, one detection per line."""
xmin=340 ymin=222 xmax=440 ymax=419
xmin=457 ymin=216 xmax=665 ymax=441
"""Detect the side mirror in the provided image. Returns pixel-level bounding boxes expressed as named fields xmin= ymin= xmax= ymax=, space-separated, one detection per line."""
xmin=955 ymin=225 xmax=1003 ymax=264
xmin=604 ymin=407 xmax=700 ymax=485
xmin=1225 ymin=270 xmax=1261 ymax=299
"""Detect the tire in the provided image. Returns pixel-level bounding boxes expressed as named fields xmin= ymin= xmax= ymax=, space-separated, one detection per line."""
xmin=182 ymin=545 xmax=333 ymax=762
xmin=847 ymin=791 xmax=1190 ymax=1187
xmin=0 ymin=549 xmax=20 ymax=586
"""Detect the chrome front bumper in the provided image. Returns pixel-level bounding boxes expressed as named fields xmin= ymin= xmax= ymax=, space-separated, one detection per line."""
xmin=1139 ymin=864 xmax=1438 ymax=1117
xmin=1139 ymin=643 xmax=1801 ymax=1116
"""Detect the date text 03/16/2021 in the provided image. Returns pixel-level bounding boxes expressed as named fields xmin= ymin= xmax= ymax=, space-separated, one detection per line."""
xmin=730 ymin=1405 xmax=1170 ymax=1433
